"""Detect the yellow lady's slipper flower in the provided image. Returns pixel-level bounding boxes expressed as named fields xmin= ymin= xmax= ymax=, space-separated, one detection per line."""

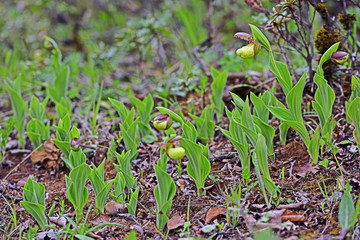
xmin=153 ymin=114 xmax=172 ymax=131
xmin=165 ymin=136 xmax=185 ymax=160
xmin=234 ymin=32 xmax=261 ymax=59
xmin=331 ymin=51 xmax=349 ymax=65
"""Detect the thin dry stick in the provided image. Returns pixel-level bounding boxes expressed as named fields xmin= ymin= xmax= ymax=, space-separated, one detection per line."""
xmin=3 ymin=143 xmax=43 ymax=180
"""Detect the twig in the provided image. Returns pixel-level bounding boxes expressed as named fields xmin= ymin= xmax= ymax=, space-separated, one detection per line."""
xmin=211 ymin=152 xmax=237 ymax=161
xmin=3 ymin=143 xmax=43 ymax=180
xmin=0 ymin=192 xmax=22 ymax=202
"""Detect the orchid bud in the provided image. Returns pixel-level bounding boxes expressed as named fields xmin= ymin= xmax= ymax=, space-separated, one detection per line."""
xmin=153 ymin=114 xmax=172 ymax=131
xmin=331 ymin=51 xmax=349 ymax=65
xmin=44 ymin=40 xmax=54 ymax=50
xmin=234 ymin=32 xmax=261 ymax=59
xmin=165 ymin=136 xmax=185 ymax=160
xmin=70 ymin=138 xmax=81 ymax=151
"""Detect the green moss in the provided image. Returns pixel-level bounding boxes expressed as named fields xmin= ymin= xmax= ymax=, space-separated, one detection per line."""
xmin=338 ymin=13 xmax=356 ymax=30
xmin=315 ymin=3 xmax=328 ymax=20
xmin=315 ymin=3 xmax=327 ymax=13
xmin=314 ymin=28 xmax=343 ymax=54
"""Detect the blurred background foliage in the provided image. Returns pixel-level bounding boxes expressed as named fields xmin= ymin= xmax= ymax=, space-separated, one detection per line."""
xmin=0 ymin=0 xmax=358 ymax=102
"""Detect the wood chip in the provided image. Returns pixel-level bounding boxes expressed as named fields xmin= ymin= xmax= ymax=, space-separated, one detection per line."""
xmin=281 ymin=209 xmax=306 ymax=222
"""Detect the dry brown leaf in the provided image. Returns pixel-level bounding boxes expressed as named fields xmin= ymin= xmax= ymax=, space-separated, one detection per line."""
xmin=243 ymin=214 xmax=257 ymax=230
xmin=17 ymin=177 xmax=28 ymax=187
xmin=176 ymin=179 xmax=187 ymax=191
xmin=48 ymin=216 xmax=67 ymax=227
xmin=167 ymin=214 xmax=185 ymax=230
xmin=205 ymin=207 xmax=226 ymax=223
xmin=104 ymin=200 xmax=126 ymax=216
xmin=30 ymin=149 xmax=56 ymax=163
xmin=260 ymin=209 xmax=285 ymax=224
xmin=44 ymin=141 xmax=61 ymax=153
xmin=91 ymin=214 xmax=110 ymax=225
xmin=293 ymin=161 xmax=319 ymax=178
xmin=30 ymin=141 xmax=61 ymax=169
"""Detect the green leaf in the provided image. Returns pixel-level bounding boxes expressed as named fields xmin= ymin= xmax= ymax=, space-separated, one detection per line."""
xmin=5 ymin=82 xmax=27 ymax=147
xmin=73 ymin=235 xmax=94 ymax=240
xmin=287 ymin=73 xmax=306 ymax=122
xmin=120 ymin=123 xmax=139 ymax=161
xmin=317 ymin=42 xmax=340 ymax=77
xmin=286 ymin=120 xmax=310 ymax=147
xmin=127 ymin=188 xmax=140 ymax=216
xmin=348 ymin=97 xmax=360 ymax=149
xmin=253 ymin=134 xmax=276 ymax=198
xmin=94 ymin=180 xmax=114 ymax=213
xmin=346 ymin=76 xmax=360 ymax=123
xmin=20 ymin=201 xmax=47 ymax=230
xmin=21 ymin=176 xmax=47 ymax=230
xmin=210 ymin=69 xmax=227 ymax=121
xmin=53 ymin=139 xmax=71 ymax=159
xmin=217 ymin=126 xmax=250 ymax=171
xmin=228 ymin=111 xmax=246 ymax=144
xmin=230 ymin=92 xmax=245 ymax=112
xmin=268 ymin=75 xmax=310 ymax=147
xmin=250 ymin=92 xmax=269 ymax=123
xmin=67 ymin=163 xmax=91 ymax=221
xmin=113 ymin=150 xmax=136 ymax=190
xmin=47 ymin=66 xmax=70 ymax=103
xmin=26 ymin=119 xmax=49 ymax=148
xmin=267 ymin=106 xmax=293 ymax=121
xmin=156 ymin=107 xmax=184 ymax=124
xmin=269 ymin=60 xmax=292 ymax=96
xmin=130 ymin=94 xmax=153 ymax=122
xmin=23 ymin=176 xmax=45 ymax=206
xmin=153 ymin=164 xmax=176 ymax=209
xmin=253 ymin=116 xmax=275 ymax=157
xmin=279 ymin=122 xmax=289 ymax=145
xmin=308 ymin=126 xmax=321 ymax=164
xmin=249 ymin=24 xmax=271 ymax=50
xmin=68 ymin=150 xmax=87 ymax=170
xmin=111 ymin=173 xmax=126 ymax=204
xmin=130 ymin=94 xmax=156 ymax=143
xmin=339 ymin=189 xmax=355 ymax=229
xmin=125 ymin=230 xmax=138 ymax=240
xmin=26 ymin=132 xmax=42 ymax=148
xmin=349 ymin=76 xmax=360 ymax=103
xmin=313 ymin=73 xmax=335 ymax=128
xmin=181 ymin=138 xmax=210 ymax=196
xmin=241 ymin=98 xmax=256 ymax=133
xmin=109 ymin=98 xmax=130 ymax=124
xmin=182 ymin=121 xmax=198 ymax=142
xmin=189 ymin=106 xmax=215 ymax=144
xmin=29 ymin=96 xmax=46 ymax=121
